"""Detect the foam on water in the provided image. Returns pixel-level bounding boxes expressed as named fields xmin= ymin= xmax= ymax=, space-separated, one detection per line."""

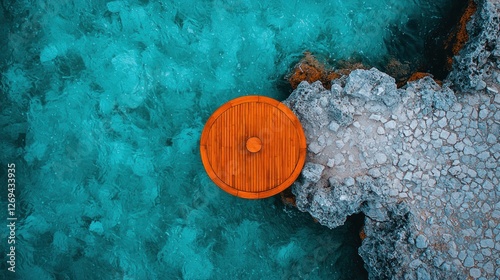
xmin=1 ymin=0 xmax=461 ymax=278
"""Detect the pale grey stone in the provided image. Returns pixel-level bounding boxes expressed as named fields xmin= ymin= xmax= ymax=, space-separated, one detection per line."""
xmin=385 ymin=120 xmax=397 ymax=129
xmin=431 ymin=131 xmax=440 ymax=140
xmin=432 ymin=139 xmax=443 ymax=148
xmin=433 ymin=256 xmax=445 ymax=268
xmin=368 ymin=168 xmax=382 ymax=178
xmin=495 ymin=93 xmax=500 ymax=104
xmin=409 ymin=259 xmax=422 ymax=268
xmin=473 ymin=252 xmax=484 ymax=261
xmin=495 ymin=111 xmax=500 ymax=121
xmin=466 ymin=128 xmax=477 ymax=137
xmin=344 ymin=68 xmax=397 ymax=102
xmin=480 ymin=239 xmax=494 ymax=248
xmin=471 ymin=108 xmax=479 ymax=119
xmin=483 ymin=180 xmax=494 ymax=190
xmin=475 ymin=144 xmax=488 ymax=153
xmin=487 ymin=86 xmax=498 ymax=94
xmin=344 ymin=177 xmax=355 ymax=186
xmin=481 ymin=248 xmax=492 ymax=256
xmin=464 ymin=146 xmax=476 ymax=155
xmin=483 ymin=261 xmax=494 ymax=274
xmin=479 ymin=108 xmax=489 ymax=119
xmin=438 ymin=117 xmax=447 ymax=128
xmin=451 ymin=192 xmax=463 ymax=206
xmin=487 ymin=134 xmax=497 ymax=144
xmin=348 ymin=154 xmax=354 ymax=162
xmin=475 ymin=80 xmax=486 ymax=90
xmin=455 ymin=142 xmax=465 ymax=151
xmin=318 ymin=135 xmax=327 ymax=146
xmin=470 ymin=120 xmax=478 ymax=128
xmin=375 ymin=152 xmax=387 ymax=164
xmin=463 ymin=105 xmax=473 ymax=116
xmin=328 ymin=121 xmax=340 ymax=132
xmin=449 ymin=247 xmax=458 ymax=258
xmin=334 ymin=153 xmax=344 ymax=164
xmin=477 ymin=151 xmax=490 ymax=161
xmin=407 ymin=110 xmax=414 ymax=119
xmin=493 ymin=144 xmax=500 ymax=153
xmin=447 ymin=133 xmax=458 ymax=145
xmin=410 ymin=120 xmax=418 ymax=130
xmin=482 ymin=203 xmax=492 ymax=213
xmin=449 ymin=166 xmax=461 ymax=176
xmin=423 ymin=133 xmax=431 ymax=142
xmin=468 ymin=169 xmax=478 ymax=178
xmin=415 ymin=128 xmax=422 ymax=137
xmin=417 ymin=267 xmax=431 ymax=280
xmin=440 ymin=130 xmax=450 ymax=139
xmin=327 ymin=158 xmax=335 ymax=168
xmin=426 ymin=118 xmax=433 ymax=127
xmin=464 ymin=256 xmax=475 ymax=267
xmin=458 ymin=251 xmax=467 ymax=261
xmin=301 ymin=163 xmax=325 ymax=183
xmin=369 ymin=114 xmax=381 ymax=121
xmin=463 ymin=138 xmax=472 ymax=146
xmin=470 ymin=268 xmax=481 ymax=279
xmin=309 ymin=142 xmax=323 ymax=154
xmin=335 ymin=140 xmax=344 ymax=149
xmin=416 ymin=235 xmax=428 ymax=249
xmin=377 ymin=126 xmax=385 ymax=135
xmin=404 ymin=172 xmax=413 ymax=181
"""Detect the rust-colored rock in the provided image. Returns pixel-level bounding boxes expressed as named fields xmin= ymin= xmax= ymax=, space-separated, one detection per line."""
xmin=407 ymin=72 xmax=432 ymax=82
xmin=280 ymin=188 xmax=296 ymax=207
xmin=326 ymin=72 xmax=341 ymax=85
xmin=385 ymin=58 xmax=412 ymax=87
xmin=404 ymin=72 xmax=443 ymax=87
xmin=359 ymin=228 xmax=366 ymax=241
xmin=335 ymin=60 xmax=368 ymax=76
xmin=444 ymin=0 xmax=477 ymax=70
xmin=288 ymin=52 xmax=340 ymax=90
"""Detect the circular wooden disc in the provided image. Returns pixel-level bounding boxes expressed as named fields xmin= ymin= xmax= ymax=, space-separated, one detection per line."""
xmin=246 ymin=137 xmax=262 ymax=153
xmin=200 ymin=95 xmax=307 ymax=199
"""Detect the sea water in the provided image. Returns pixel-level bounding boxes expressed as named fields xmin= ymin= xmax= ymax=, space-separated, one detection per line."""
xmin=1 ymin=0 xmax=462 ymax=279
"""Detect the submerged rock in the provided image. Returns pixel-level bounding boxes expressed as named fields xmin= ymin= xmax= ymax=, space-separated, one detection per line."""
xmin=287 ymin=52 xmax=341 ymax=90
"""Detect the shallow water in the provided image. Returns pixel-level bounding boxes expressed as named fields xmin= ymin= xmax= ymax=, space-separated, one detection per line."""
xmin=1 ymin=0 xmax=461 ymax=279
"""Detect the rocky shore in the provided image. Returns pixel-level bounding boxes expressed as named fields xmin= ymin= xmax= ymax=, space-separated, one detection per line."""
xmin=284 ymin=0 xmax=500 ymax=278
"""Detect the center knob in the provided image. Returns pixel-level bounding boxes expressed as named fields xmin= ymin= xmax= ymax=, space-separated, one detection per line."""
xmin=246 ymin=137 xmax=262 ymax=153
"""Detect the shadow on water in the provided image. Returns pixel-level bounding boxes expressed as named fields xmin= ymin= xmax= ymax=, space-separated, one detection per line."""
xmin=382 ymin=0 xmax=470 ymax=81
xmin=424 ymin=0 xmax=474 ymax=80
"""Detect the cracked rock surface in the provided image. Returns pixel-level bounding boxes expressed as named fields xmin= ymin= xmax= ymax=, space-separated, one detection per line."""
xmin=283 ymin=1 xmax=500 ymax=278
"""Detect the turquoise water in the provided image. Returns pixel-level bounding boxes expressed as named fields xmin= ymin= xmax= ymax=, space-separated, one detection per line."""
xmin=1 ymin=0 xmax=460 ymax=279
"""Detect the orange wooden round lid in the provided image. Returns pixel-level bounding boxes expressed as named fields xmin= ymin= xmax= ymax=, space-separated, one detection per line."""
xmin=200 ymin=95 xmax=307 ymax=199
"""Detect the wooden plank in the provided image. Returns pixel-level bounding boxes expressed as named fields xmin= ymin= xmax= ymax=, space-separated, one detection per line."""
xmin=199 ymin=95 xmax=306 ymax=199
